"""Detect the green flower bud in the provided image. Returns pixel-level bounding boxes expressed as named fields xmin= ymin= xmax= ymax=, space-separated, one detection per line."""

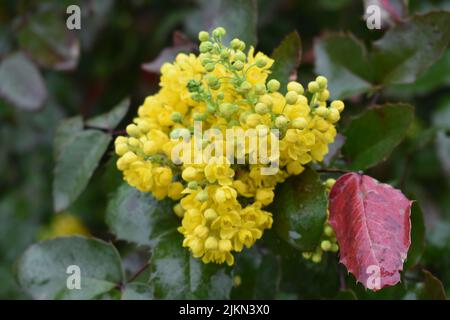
xmin=254 ymin=83 xmax=266 ymax=95
xmin=292 ymin=117 xmax=307 ymax=129
xmin=170 ymin=128 xmax=181 ymax=139
xmin=198 ymin=31 xmax=209 ymax=42
xmin=275 ymin=115 xmax=289 ymax=128
xmin=230 ymin=38 xmax=241 ymax=50
xmin=196 ymin=190 xmax=209 ymax=202
xmin=205 ymin=63 xmax=215 ymax=72
xmin=212 ymin=27 xmax=226 ymax=38
xmin=324 ymin=225 xmax=335 ymax=237
xmin=199 ymin=41 xmax=213 ymax=53
xmin=188 ymin=181 xmax=198 ymax=190
xmin=235 ymin=51 xmax=246 ymax=62
xmin=331 ymin=243 xmax=339 ymax=252
xmin=171 ymin=112 xmax=182 ymax=123
xmin=308 ymin=81 xmax=320 ymax=93
xmin=228 ymin=119 xmax=240 ymax=128
xmin=287 ymin=81 xmax=304 ymax=94
xmin=316 ymin=75 xmax=328 ymax=88
xmin=311 ymin=252 xmax=322 ymax=263
xmin=217 ymin=92 xmax=225 ymax=100
xmin=255 ymin=102 xmax=269 ymax=115
xmin=233 ymin=60 xmax=244 ymax=71
xmin=239 ymin=40 xmax=246 ymax=51
xmin=193 ymin=112 xmax=207 ymax=121
xmin=302 ymin=252 xmax=312 ymax=259
xmin=285 ymin=91 xmax=298 ymax=105
xmin=320 ymin=240 xmax=332 ymax=251
xmin=179 ymin=128 xmax=191 ymax=140
xmin=315 ymin=106 xmax=328 ymax=117
xmin=267 ymin=79 xmax=280 ymax=92
xmin=219 ymin=103 xmax=238 ymax=118
xmin=239 ymin=81 xmax=252 ymax=92
xmin=207 ymin=103 xmax=217 ymax=113
xmin=206 ymin=75 xmax=218 ymax=86
xmin=256 ymin=58 xmax=267 ymax=68
xmin=220 ymin=49 xmax=229 ymax=59
xmin=187 ymin=79 xmax=201 ymax=92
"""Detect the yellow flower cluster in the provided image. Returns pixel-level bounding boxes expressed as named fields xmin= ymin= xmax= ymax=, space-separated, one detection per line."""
xmin=114 ymin=27 xmax=344 ymax=265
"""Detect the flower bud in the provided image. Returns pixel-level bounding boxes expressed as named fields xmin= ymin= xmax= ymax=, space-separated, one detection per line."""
xmin=204 ymin=208 xmax=218 ymax=220
xmin=330 ymin=100 xmax=345 ymax=112
xmin=285 ymin=91 xmax=298 ymax=105
xmin=315 ymin=106 xmax=328 ymax=117
xmin=199 ymin=41 xmax=213 ymax=53
xmin=126 ymin=124 xmax=140 ymax=137
xmin=212 ymin=27 xmax=226 ymax=38
xmin=233 ymin=60 xmax=244 ymax=71
xmin=256 ymin=58 xmax=267 ymax=68
xmin=292 ymin=117 xmax=307 ymax=129
xmin=287 ymin=81 xmax=304 ymax=94
xmin=321 ymin=240 xmax=332 ymax=251
xmin=205 ymin=236 xmax=218 ymax=250
xmin=324 ymin=225 xmax=335 ymax=237
xmin=171 ymin=111 xmax=182 ymax=123
xmin=198 ymin=31 xmax=209 ymax=42
xmin=196 ymin=190 xmax=209 ymax=202
xmin=275 ymin=115 xmax=288 ymax=128
xmin=187 ymin=181 xmax=198 ymax=190
xmin=230 ymin=38 xmax=241 ymax=50
xmin=327 ymin=108 xmax=340 ymax=123
xmin=235 ymin=51 xmax=246 ymax=62
xmin=316 ymin=75 xmax=328 ymax=88
xmin=205 ymin=63 xmax=215 ymax=72
xmin=308 ymin=81 xmax=320 ymax=93
xmin=267 ymin=79 xmax=280 ymax=92
xmin=255 ymin=102 xmax=269 ymax=115
xmin=254 ymin=83 xmax=266 ymax=95
xmin=115 ymin=143 xmax=128 ymax=156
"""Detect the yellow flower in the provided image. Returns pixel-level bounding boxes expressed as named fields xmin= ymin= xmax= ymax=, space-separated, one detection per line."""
xmin=204 ymin=156 xmax=234 ymax=186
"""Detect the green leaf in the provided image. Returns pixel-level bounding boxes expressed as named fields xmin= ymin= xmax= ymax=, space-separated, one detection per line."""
xmin=372 ymin=11 xmax=450 ymax=85
xmin=16 ymin=236 xmax=124 ymax=300
xmin=53 ymin=129 xmax=111 ymax=212
xmin=0 ymin=52 xmax=47 ymax=111
xmin=106 ymin=183 xmax=178 ymax=247
xmin=405 ymin=201 xmax=425 ymax=269
xmin=86 ymin=98 xmax=130 ymax=130
xmin=122 ymin=283 xmax=154 ymax=300
xmin=185 ymin=0 xmax=257 ymax=47
xmin=334 ymin=289 xmax=357 ymax=300
xmin=271 ymin=168 xmax=328 ymax=251
xmin=150 ymin=231 xmax=233 ymax=299
xmin=53 ymin=116 xmax=83 ymax=158
xmin=314 ymin=33 xmax=373 ymax=99
xmin=314 ymin=12 xmax=450 ymax=98
xmin=418 ymin=270 xmax=447 ymax=300
xmin=231 ymin=247 xmax=280 ymax=299
xmin=17 ymin=11 xmax=80 ymax=70
xmin=269 ymin=31 xmax=302 ymax=93
xmin=433 ymin=97 xmax=450 ymax=176
xmin=343 ymin=103 xmax=414 ymax=170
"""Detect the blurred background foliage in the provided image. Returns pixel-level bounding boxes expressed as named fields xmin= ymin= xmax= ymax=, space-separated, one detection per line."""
xmin=0 ymin=0 xmax=450 ymax=299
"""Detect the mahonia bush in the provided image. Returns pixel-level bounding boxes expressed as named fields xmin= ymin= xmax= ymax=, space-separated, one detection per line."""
xmin=114 ymin=27 xmax=344 ymax=266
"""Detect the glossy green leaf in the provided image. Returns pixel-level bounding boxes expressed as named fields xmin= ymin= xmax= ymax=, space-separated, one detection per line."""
xmin=17 ymin=11 xmax=80 ymax=70
xmin=272 ymin=168 xmax=328 ymax=251
xmin=269 ymin=31 xmax=302 ymax=93
xmin=150 ymin=231 xmax=233 ymax=299
xmin=106 ymin=183 xmax=178 ymax=247
xmin=343 ymin=103 xmax=414 ymax=170
xmin=372 ymin=11 xmax=450 ymax=85
xmin=231 ymin=247 xmax=280 ymax=299
xmin=86 ymin=98 xmax=130 ymax=130
xmin=122 ymin=283 xmax=154 ymax=300
xmin=53 ymin=116 xmax=83 ymax=158
xmin=0 ymin=52 xmax=47 ymax=111
xmin=16 ymin=236 xmax=124 ymax=300
xmin=53 ymin=129 xmax=111 ymax=212
xmin=315 ymin=12 xmax=450 ymax=98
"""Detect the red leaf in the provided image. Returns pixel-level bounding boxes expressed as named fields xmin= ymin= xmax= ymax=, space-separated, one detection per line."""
xmin=329 ymin=172 xmax=412 ymax=291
